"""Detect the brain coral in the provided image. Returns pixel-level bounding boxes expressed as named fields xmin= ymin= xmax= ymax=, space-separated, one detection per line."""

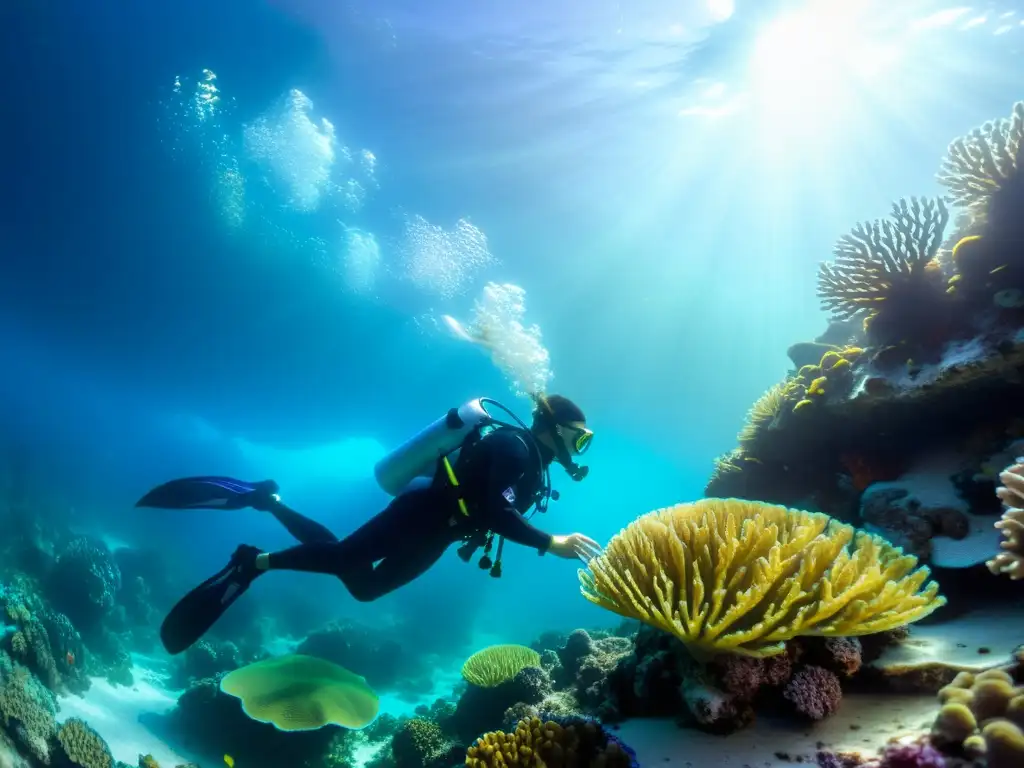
xmin=579 ymin=498 xmax=945 ymax=658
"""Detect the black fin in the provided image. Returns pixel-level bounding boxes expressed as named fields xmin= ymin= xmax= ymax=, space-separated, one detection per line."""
xmin=135 ymin=477 xmax=278 ymax=511
xmin=159 ymin=553 xmax=256 ymax=654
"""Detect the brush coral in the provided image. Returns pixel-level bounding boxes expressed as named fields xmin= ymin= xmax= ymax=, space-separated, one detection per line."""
xmin=578 ymin=498 xmax=945 ymax=659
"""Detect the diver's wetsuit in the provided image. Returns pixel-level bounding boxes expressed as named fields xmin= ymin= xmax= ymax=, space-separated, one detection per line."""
xmin=263 ymin=427 xmax=554 ymax=602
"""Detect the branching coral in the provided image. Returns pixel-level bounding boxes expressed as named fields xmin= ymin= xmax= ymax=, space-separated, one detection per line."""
xmin=578 ymin=498 xmax=946 ymax=659
xmin=462 ymin=645 xmax=542 ymax=688
xmin=987 ymin=460 xmax=1024 ymax=579
xmin=816 ymin=197 xmax=949 ymax=344
xmin=937 ymin=101 xmax=1024 ymax=224
xmin=56 ymin=717 xmax=114 ymax=768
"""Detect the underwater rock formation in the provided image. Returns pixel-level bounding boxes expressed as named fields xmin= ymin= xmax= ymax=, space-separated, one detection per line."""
xmin=706 ymin=99 xmax=1024 ymax=579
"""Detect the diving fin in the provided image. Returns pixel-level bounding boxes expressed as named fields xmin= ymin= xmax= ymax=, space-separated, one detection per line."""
xmin=160 ymin=544 xmax=263 ymax=655
xmin=135 ymin=476 xmax=280 ymax=511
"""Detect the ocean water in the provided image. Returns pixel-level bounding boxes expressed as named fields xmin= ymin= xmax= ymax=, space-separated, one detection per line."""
xmin=1 ymin=1 xmax=1023 ymax=767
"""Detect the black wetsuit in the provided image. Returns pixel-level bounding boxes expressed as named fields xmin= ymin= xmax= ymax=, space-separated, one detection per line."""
xmin=263 ymin=427 xmax=554 ymax=602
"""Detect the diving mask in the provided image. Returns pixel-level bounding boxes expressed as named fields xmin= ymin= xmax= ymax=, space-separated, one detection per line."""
xmin=563 ymin=424 xmax=594 ymax=455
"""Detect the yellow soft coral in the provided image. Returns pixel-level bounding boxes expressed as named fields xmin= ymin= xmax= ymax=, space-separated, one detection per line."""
xmin=737 ymin=381 xmax=787 ymax=447
xmin=931 ymin=669 xmax=1024 ymax=768
xmin=461 ymin=645 xmax=541 ymax=688
xmin=465 ymin=717 xmax=632 ymax=768
xmin=938 ymin=101 xmax=1024 ymax=224
xmin=578 ymin=498 xmax=945 ymax=659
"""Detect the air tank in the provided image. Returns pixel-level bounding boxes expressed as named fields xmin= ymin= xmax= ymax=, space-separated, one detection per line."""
xmin=373 ymin=398 xmax=490 ymax=496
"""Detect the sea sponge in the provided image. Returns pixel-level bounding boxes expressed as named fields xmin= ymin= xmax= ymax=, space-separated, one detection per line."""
xmin=578 ymin=498 xmax=945 ymax=659
xmin=816 ymin=197 xmax=949 ymax=344
xmin=937 ymin=100 xmax=1023 ymax=225
xmin=462 ymin=645 xmax=541 ymax=688
xmin=988 ymin=461 xmax=1024 ymax=579
xmin=930 ymin=665 xmax=1024 ymax=765
xmin=219 ymin=653 xmax=380 ymax=730
xmin=56 ymin=717 xmax=113 ymax=768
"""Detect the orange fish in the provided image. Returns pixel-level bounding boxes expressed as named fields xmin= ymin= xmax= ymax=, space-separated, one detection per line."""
xmin=66 ymin=651 xmax=75 ymax=666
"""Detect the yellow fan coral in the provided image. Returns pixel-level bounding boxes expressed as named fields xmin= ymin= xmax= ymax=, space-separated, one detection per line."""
xmin=461 ymin=645 xmax=541 ymax=688
xmin=578 ymin=498 xmax=945 ymax=659
xmin=938 ymin=101 xmax=1023 ymax=223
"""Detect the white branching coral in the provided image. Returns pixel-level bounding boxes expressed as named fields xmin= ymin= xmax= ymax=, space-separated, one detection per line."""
xmin=937 ymin=101 xmax=1024 ymax=223
xmin=989 ymin=461 xmax=1024 ymax=580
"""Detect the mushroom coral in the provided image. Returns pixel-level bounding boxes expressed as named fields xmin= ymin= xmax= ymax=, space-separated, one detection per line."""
xmin=578 ymin=498 xmax=945 ymax=659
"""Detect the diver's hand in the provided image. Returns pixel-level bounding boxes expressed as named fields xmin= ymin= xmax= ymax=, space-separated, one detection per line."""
xmin=549 ymin=533 xmax=603 ymax=563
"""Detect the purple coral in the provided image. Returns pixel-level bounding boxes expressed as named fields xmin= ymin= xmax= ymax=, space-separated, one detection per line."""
xmin=878 ymin=739 xmax=945 ymax=768
xmin=784 ymin=665 xmax=843 ymax=720
xmin=824 ymin=637 xmax=863 ymax=677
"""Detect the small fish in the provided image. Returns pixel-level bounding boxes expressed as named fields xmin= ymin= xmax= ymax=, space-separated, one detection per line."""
xmin=224 ymin=755 xmax=235 ymax=768
xmin=66 ymin=651 xmax=75 ymax=666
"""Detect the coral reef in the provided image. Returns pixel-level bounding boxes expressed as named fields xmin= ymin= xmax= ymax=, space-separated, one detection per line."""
xmin=704 ymin=101 xmax=1024 ymax=577
xmin=46 ymin=537 xmax=121 ymax=632
xmin=579 ymin=498 xmax=944 ymax=658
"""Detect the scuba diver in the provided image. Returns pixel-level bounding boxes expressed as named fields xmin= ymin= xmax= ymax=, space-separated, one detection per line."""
xmin=137 ymin=394 xmax=601 ymax=655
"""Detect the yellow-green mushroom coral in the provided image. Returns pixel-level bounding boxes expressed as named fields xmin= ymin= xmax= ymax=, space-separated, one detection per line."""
xmin=219 ymin=654 xmax=379 ymax=732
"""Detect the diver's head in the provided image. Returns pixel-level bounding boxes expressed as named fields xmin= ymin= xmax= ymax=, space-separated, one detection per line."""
xmin=531 ymin=394 xmax=593 ymax=479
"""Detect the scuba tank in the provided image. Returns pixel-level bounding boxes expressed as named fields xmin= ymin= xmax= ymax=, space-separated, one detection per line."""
xmin=373 ymin=399 xmax=490 ymax=496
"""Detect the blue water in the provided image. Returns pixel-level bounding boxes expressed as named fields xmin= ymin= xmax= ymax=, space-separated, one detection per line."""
xmin=0 ymin=0 xmax=1021 ymax=646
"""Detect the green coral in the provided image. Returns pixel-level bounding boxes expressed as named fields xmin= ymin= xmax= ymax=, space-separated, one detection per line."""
xmin=461 ymin=645 xmax=541 ymax=688
xmin=57 ymin=717 xmax=114 ymax=768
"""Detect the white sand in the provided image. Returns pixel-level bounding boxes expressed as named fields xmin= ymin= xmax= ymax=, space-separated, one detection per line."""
xmin=617 ymin=693 xmax=939 ymax=767
xmin=870 ymin=609 xmax=1023 ymax=673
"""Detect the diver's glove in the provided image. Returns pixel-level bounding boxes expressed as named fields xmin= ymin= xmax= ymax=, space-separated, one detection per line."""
xmin=229 ymin=544 xmax=265 ymax=586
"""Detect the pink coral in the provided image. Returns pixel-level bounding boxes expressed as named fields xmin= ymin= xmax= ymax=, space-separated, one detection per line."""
xmin=784 ymin=665 xmax=842 ymax=720
xmin=877 ymin=738 xmax=945 ymax=767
